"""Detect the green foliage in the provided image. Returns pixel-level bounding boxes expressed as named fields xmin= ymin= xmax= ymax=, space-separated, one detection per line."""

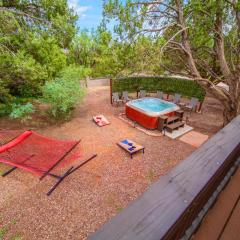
xmin=112 ymin=76 xmax=205 ymax=101
xmin=42 ymin=79 xmax=85 ymax=119
xmin=0 ymin=227 xmax=8 ymax=240
xmin=59 ymin=65 xmax=91 ymax=82
xmin=12 ymin=236 xmax=23 ymax=240
xmin=103 ymin=0 xmax=239 ymax=81
xmin=0 ymin=50 xmax=48 ymax=98
xmin=69 ymin=29 xmax=121 ymax=77
xmin=69 ymin=30 xmax=96 ymax=67
xmin=70 ymin=29 xmax=166 ymax=77
xmin=0 ymin=0 xmax=77 ymax=108
xmin=0 ymin=79 xmax=12 ymax=104
xmin=146 ymin=169 xmax=156 ymax=182
xmin=0 ymin=103 xmax=11 ymax=117
xmin=9 ymin=103 xmax=35 ymax=120
xmin=0 ymin=220 xmax=23 ymax=240
xmin=42 ymin=66 xmax=87 ymax=119
xmin=11 ymin=220 xmax=17 ymax=225
xmin=116 ymin=206 xmax=124 ymax=213
xmin=25 ymin=36 xmax=67 ymax=79
xmin=0 ymin=0 xmax=78 ymax=48
xmin=0 ymin=38 xmax=67 ymax=98
xmin=103 ymin=0 xmax=144 ymax=40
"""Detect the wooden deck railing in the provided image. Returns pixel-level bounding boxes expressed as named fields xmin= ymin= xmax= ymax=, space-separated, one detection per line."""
xmin=89 ymin=115 xmax=240 ymax=240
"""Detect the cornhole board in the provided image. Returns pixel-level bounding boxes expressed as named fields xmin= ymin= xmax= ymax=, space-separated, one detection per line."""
xmin=117 ymin=139 xmax=144 ymax=159
xmin=93 ymin=115 xmax=110 ymax=127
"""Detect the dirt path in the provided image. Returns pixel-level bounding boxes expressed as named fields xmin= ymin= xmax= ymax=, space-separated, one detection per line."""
xmin=0 ymin=87 xmax=223 ymax=240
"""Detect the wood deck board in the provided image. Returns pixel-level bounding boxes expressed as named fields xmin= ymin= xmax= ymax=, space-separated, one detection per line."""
xmin=220 ymin=197 xmax=240 ymax=240
xmin=192 ymin=168 xmax=240 ymax=240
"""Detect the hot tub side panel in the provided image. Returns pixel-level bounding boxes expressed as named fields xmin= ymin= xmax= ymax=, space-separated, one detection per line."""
xmin=126 ymin=105 xmax=158 ymax=129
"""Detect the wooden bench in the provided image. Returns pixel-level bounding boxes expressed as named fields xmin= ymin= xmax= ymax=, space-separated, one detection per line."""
xmin=166 ymin=121 xmax=185 ymax=133
xmin=117 ymin=139 xmax=145 ymax=159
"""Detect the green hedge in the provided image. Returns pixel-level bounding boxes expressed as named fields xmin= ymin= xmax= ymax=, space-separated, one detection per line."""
xmin=112 ymin=76 xmax=205 ymax=101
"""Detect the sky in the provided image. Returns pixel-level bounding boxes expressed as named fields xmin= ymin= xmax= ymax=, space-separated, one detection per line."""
xmin=68 ymin=0 xmax=104 ymax=31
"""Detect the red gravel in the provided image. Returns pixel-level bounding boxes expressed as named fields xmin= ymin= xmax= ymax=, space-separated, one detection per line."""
xmin=0 ymin=87 xmax=223 ymax=240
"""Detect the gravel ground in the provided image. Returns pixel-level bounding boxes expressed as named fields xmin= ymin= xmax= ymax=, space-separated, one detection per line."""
xmin=0 ymin=87 xmax=223 ymax=240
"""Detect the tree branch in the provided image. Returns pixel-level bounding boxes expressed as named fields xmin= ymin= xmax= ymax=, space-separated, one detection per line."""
xmin=0 ymin=7 xmax=50 ymax=24
xmin=160 ymin=27 xmax=189 ymax=60
xmin=132 ymin=1 xmax=178 ymax=13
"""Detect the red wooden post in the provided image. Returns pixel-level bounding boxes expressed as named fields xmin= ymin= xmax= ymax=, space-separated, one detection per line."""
xmin=110 ymin=78 xmax=113 ymax=105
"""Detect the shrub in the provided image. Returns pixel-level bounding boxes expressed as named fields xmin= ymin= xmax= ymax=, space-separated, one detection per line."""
xmin=0 ymin=79 xmax=12 ymax=104
xmin=0 ymin=103 xmax=11 ymax=117
xmin=9 ymin=103 xmax=35 ymax=120
xmin=0 ymin=36 xmax=67 ymax=100
xmin=26 ymin=36 xmax=67 ymax=80
xmin=0 ymin=50 xmax=48 ymax=98
xmin=41 ymin=65 xmax=89 ymax=119
xmin=58 ymin=65 xmax=91 ymax=82
xmin=112 ymin=76 xmax=206 ymax=101
xmin=42 ymin=77 xmax=85 ymax=119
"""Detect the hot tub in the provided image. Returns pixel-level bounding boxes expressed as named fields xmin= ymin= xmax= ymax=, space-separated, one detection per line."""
xmin=126 ymin=97 xmax=180 ymax=129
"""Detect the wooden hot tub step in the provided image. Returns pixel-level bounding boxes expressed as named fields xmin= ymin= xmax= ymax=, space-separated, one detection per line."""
xmin=166 ymin=121 xmax=185 ymax=133
xmin=167 ymin=116 xmax=180 ymax=124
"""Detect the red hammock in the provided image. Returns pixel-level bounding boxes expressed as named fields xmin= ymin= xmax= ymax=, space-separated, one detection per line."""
xmin=0 ymin=130 xmax=97 ymax=195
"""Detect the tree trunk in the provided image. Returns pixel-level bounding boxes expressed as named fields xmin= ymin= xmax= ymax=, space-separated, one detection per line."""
xmin=215 ymin=1 xmax=232 ymax=80
xmin=175 ymin=0 xmax=201 ymax=78
xmin=236 ymin=5 xmax=240 ymax=55
xmin=223 ymin=106 xmax=239 ymax=125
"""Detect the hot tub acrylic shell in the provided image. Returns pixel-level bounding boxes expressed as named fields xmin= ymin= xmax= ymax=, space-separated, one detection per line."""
xmin=126 ymin=98 xmax=180 ymax=129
